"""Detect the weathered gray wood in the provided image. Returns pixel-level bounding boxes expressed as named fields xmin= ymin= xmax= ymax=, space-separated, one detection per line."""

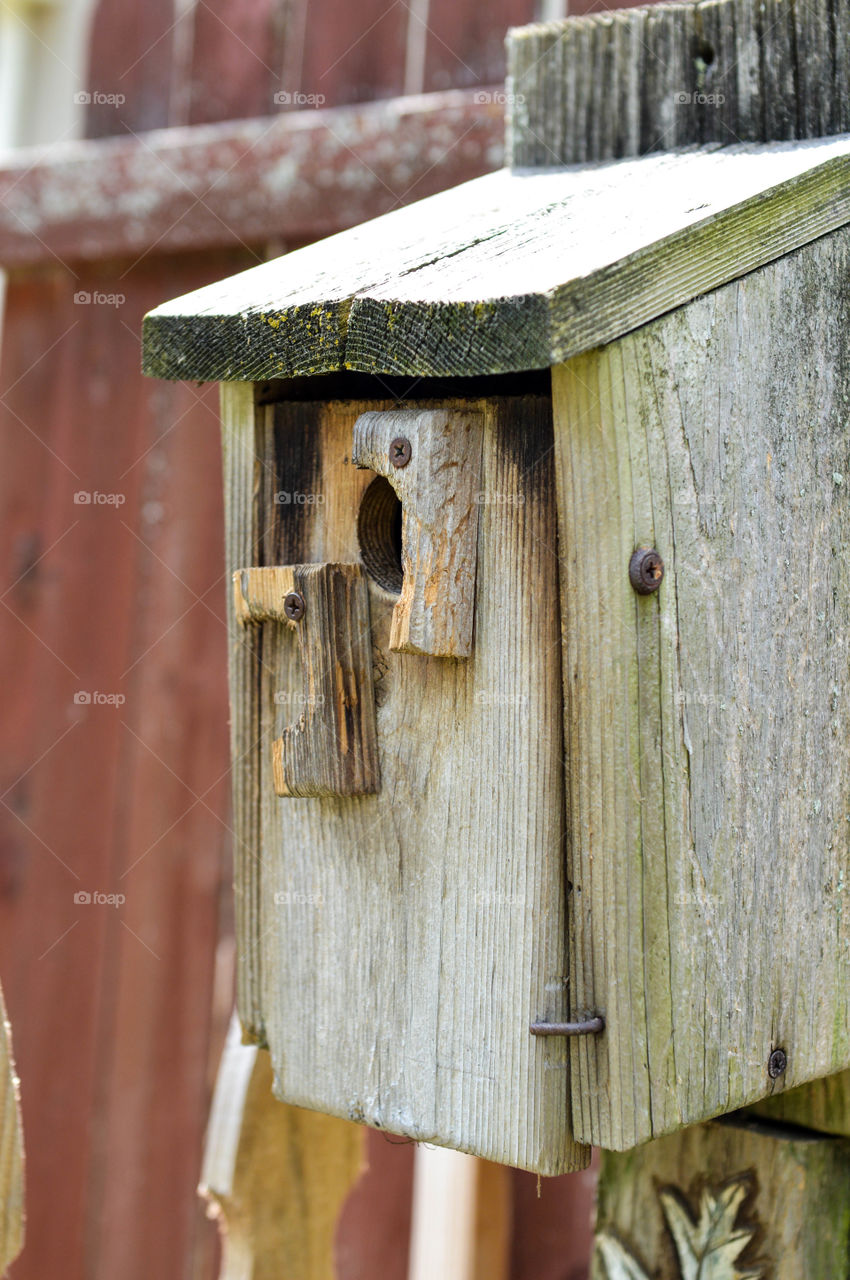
xmin=593 ymin=1120 xmax=850 ymax=1279
xmin=221 ymin=383 xmax=266 ymax=1042
xmin=227 ymin=390 xmax=588 ymax=1174
xmin=235 ymin=564 xmax=380 ymax=797
xmin=201 ymin=1013 xmax=365 ymax=1280
xmin=143 ymin=135 xmax=850 ymax=383
xmin=553 ymin=223 xmax=850 ymax=1150
xmin=352 ymin=408 xmax=484 ymax=658
xmin=507 ymin=0 xmax=850 ymax=167
xmin=751 ymin=1069 xmax=850 ymax=1139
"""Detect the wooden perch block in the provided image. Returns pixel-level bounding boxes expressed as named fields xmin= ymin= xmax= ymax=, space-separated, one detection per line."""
xmin=352 ymin=408 xmax=483 ymax=657
xmin=234 ymin=563 xmax=379 ymax=797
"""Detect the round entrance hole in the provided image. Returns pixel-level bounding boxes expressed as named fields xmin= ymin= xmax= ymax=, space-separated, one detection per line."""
xmin=357 ymin=476 xmax=403 ymax=595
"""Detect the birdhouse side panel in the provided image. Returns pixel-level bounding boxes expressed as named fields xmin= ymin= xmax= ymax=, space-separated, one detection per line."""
xmin=554 ymin=225 xmax=850 ymax=1149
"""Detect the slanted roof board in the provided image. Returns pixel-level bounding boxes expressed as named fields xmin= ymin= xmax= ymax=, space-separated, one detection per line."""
xmin=142 ymin=134 xmax=850 ymax=382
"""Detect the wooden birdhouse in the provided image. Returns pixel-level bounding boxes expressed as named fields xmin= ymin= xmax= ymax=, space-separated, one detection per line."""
xmin=143 ymin=0 xmax=850 ymax=1179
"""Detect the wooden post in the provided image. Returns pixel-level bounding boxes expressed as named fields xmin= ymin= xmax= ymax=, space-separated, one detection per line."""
xmin=508 ymin=0 xmax=850 ymax=1267
xmin=593 ymin=1119 xmax=850 ymax=1278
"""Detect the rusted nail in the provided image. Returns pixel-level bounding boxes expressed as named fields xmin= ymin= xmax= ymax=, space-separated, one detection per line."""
xmin=390 ymin=437 xmax=412 ymax=469
xmin=529 ymin=1016 xmax=605 ymax=1037
xmin=283 ymin=591 xmax=306 ymax=622
xmin=629 ymin=547 xmax=664 ymax=594
xmin=768 ymin=1047 xmax=787 ymax=1079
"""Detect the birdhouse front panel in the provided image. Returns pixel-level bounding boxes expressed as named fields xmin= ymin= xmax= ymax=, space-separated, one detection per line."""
xmin=220 ymin=380 xmax=588 ymax=1176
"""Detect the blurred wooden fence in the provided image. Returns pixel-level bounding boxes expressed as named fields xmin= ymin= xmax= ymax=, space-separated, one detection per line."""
xmin=0 ymin=0 xmax=646 ymax=1275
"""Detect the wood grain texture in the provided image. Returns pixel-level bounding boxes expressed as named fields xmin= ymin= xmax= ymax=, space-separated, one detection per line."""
xmin=226 ymin=389 xmax=587 ymax=1175
xmin=235 ymin=564 xmax=380 ymax=797
xmin=553 ymin=224 xmax=850 ymax=1150
xmin=0 ymin=984 xmax=23 ymax=1273
xmin=506 ymin=0 xmax=850 ymax=166
xmin=143 ymin=135 xmax=850 ymax=382
xmin=201 ymin=1014 xmax=365 ymax=1280
xmin=593 ymin=1121 xmax=850 ymax=1279
xmin=750 ymin=1069 xmax=850 ymax=1138
xmin=352 ymin=408 xmax=484 ymax=657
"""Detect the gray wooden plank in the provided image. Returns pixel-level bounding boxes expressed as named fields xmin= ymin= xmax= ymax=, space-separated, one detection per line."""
xmin=507 ymin=0 xmax=850 ymax=166
xmin=553 ymin=222 xmax=850 ymax=1150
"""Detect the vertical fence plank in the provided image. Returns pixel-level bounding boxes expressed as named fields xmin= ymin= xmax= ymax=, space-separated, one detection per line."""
xmin=83 ymin=0 xmax=177 ymax=135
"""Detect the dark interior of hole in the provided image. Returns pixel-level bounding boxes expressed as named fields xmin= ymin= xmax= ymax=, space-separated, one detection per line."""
xmin=694 ymin=38 xmax=715 ymax=65
xmin=358 ymin=476 xmax=404 ymax=595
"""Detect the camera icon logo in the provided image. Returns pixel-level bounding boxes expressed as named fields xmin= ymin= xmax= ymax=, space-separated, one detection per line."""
xmin=73 ymin=291 xmax=91 ymax=305
xmin=74 ymin=891 xmax=92 ymax=904
xmin=274 ymin=91 xmax=292 ymax=105
xmin=74 ymin=490 xmax=91 ymax=504
xmin=73 ymin=691 xmax=91 ymax=705
xmin=74 ymin=91 xmax=92 ymax=105
xmin=274 ymin=491 xmax=292 ymax=504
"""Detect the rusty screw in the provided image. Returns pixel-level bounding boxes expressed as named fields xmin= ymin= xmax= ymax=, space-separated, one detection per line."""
xmin=283 ymin=591 xmax=305 ymax=622
xmin=390 ymin=437 xmax=412 ymax=469
xmin=629 ymin=547 xmax=664 ymax=595
xmin=768 ymin=1047 xmax=788 ymax=1079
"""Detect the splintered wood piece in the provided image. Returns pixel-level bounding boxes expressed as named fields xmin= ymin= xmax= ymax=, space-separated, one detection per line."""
xmin=554 ymin=223 xmax=850 ymax=1150
xmin=593 ymin=1121 xmax=850 ymax=1279
xmin=200 ymin=1014 xmax=365 ymax=1280
xmin=0 ymin=986 xmax=23 ymax=1274
xmin=234 ymin=563 xmax=379 ymax=797
xmin=352 ymin=408 xmax=484 ymax=657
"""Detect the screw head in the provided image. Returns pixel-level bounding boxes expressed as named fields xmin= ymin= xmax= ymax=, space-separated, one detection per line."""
xmin=629 ymin=547 xmax=665 ymax=595
xmin=390 ymin=437 xmax=412 ymax=469
xmin=283 ymin=591 xmax=305 ymax=622
xmin=768 ymin=1047 xmax=787 ymax=1079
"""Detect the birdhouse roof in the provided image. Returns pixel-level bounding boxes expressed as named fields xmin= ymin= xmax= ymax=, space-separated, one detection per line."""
xmin=143 ymin=134 xmax=850 ymax=383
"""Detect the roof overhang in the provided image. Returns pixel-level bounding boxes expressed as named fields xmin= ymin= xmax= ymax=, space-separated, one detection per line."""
xmin=143 ymin=134 xmax=850 ymax=383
